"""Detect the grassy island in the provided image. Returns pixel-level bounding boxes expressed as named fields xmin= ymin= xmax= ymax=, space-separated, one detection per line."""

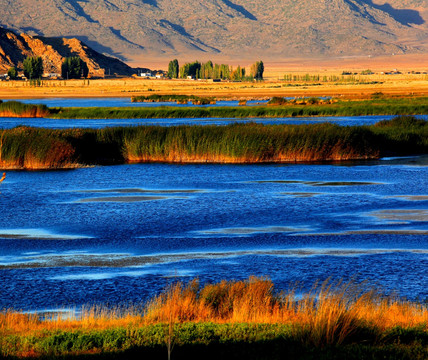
xmin=0 ymin=116 xmax=427 ymax=169
xmin=131 ymin=94 xmax=216 ymax=105
xmin=1 ymin=277 xmax=427 ymax=359
xmin=49 ymin=96 xmax=428 ymax=119
xmin=0 ymin=98 xmax=426 ymax=119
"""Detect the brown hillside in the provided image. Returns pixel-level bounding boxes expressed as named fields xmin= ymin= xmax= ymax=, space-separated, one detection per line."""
xmin=0 ymin=0 xmax=426 ymax=64
xmin=0 ymin=27 xmax=135 ymax=76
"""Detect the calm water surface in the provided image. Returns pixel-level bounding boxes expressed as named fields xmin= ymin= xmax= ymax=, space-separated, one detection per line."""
xmin=2 ymin=115 xmax=428 ymax=129
xmin=0 ymin=158 xmax=427 ymax=311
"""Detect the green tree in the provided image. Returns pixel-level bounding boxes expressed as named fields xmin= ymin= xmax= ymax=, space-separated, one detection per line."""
xmin=255 ymin=61 xmax=264 ymax=80
xmin=23 ymin=56 xmax=43 ymax=79
xmin=220 ymin=64 xmax=230 ymax=80
xmin=213 ymin=63 xmax=220 ymax=79
xmin=167 ymin=59 xmax=179 ymax=79
xmin=61 ymin=57 xmax=89 ymax=79
xmin=250 ymin=60 xmax=264 ymax=80
xmin=200 ymin=60 xmax=213 ymax=79
xmin=7 ymin=67 xmax=17 ymax=80
xmin=179 ymin=61 xmax=201 ymax=79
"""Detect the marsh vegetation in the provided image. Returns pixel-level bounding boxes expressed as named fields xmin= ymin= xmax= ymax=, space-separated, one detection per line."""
xmin=0 ymin=277 xmax=426 ymax=359
xmin=0 ymin=116 xmax=426 ymax=169
xmin=50 ymin=97 xmax=428 ymax=119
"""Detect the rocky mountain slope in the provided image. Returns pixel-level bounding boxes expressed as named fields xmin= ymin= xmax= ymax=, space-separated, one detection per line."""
xmin=0 ymin=0 xmax=426 ymax=63
xmin=0 ymin=27 xmax=135 ymax=76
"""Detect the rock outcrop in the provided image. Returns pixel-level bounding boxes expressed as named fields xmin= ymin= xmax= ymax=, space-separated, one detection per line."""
xmin=0 ymin=27 xmax=135 ymax=77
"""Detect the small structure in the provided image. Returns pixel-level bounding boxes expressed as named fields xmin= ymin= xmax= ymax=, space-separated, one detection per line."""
xmin=43 ymin=73 xmax=61 ymax=79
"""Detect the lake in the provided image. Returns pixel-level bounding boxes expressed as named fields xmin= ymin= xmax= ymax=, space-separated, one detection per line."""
xmin=2 ymin=115 xmax=428 ymax=129
xmin=0 ymin=158 xmax=427 ymax=312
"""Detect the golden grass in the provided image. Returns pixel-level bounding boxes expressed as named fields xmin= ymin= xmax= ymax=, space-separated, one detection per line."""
xmin=1 ymin=277 xmax=426 ymax=343
xmin=144 ymin=278 xmax=427 ymax=330
xmin=0 ymin=307 xmax=144 ymax=337
xmin=0 ymin=72 xmax=427 ymax=100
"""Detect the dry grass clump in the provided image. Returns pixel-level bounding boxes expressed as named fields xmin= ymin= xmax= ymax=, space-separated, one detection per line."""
xmin=143 ymin=278 xmax=427 ymax=340
xmin=0 ymin=277 xmax=427 ymax=358
xmin=2 ymin=277 xmax=427 ymax=339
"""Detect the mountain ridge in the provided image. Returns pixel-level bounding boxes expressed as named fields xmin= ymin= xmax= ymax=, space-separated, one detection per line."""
xmin=0 ymin=0 xmax=426 ymax=64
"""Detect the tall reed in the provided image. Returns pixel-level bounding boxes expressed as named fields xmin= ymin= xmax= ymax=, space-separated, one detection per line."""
xmin=0 ymin=117 xmax=426 ymax=169
xmin=1 ymin=277 xmax=427 ymax=358
xmin=0 ymin=101 xmax=49 ymax=117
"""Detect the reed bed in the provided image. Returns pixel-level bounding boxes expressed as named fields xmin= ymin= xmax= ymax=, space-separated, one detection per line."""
xmin=0 ymin=127 xmax=77 ymax=169
xmin=51 ymin=97 xmax=428 ymax=119
xmin=0 ymin=101 xmax=49 ymax=118
xmin=0 ymin=277 xmax=427 ymax=359
xmin=143 ymin=277 xmax=427 ymax=331
xmin=0 ymin=98 xmax=426 ymax=119
xmin=0 ymin=117 xmax=427 ymax=169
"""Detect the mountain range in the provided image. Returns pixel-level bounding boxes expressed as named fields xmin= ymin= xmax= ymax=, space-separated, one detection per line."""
xmin=0 ymin=0 xmax=427 ymax=64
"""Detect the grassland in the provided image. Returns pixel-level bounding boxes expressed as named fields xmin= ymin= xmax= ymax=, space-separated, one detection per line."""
xmin=0 ymin=116 xmax=427 ymax=169
xmin=1 ymin=277 xmax=427 ymax=359
xmin=0 ymin=67 xmax=427 ymax=100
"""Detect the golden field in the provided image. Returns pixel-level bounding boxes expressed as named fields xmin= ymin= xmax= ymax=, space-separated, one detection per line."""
xmin=0 ymin=66 xmax=427 ymax=101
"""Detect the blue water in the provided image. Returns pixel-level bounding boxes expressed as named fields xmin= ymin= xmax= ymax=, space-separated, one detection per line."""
xmin=2 ymin=115 xmax=428 ymax=129
xmin=0 ymin=158 xmax=427 ymax=311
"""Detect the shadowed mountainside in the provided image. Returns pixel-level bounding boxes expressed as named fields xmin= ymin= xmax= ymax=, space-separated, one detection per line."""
xmin=0 ymin=0 xmax=426 ymax=63
xmin=0 ymin=27 xmax=135 ymax=76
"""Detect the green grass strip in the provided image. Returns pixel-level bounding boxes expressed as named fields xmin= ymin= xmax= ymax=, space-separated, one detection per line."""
xmin=48 ymin=97 xmax=428 ymax=119
xmin=1 ymin=323 xmax=427 ymax=359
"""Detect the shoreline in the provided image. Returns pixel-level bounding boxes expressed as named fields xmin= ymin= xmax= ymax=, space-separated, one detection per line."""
xmin=0 ymin=157 xmax=381 ymax=171
xmin=1 ymin=276 xmax=427 ymax=359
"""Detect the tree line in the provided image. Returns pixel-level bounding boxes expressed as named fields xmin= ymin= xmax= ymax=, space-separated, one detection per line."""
xmin=6 ymin=56 xmax=89 ymax=80
xmin=167 ymin=59 xmax=264 ymax=81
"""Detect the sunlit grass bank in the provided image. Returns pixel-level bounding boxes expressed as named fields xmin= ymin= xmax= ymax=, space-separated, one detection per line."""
xmin=1 ymin=277 xmax=427 ymax=359
xmin=0 ymin=116 xmax=427 ymax=169
xmin=0 ymin=101 xmax=49 ymax=118
xmin=50 ymin=97 xmax=428 ymax=119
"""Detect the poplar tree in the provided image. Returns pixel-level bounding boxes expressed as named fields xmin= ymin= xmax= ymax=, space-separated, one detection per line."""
xmin=167 ymin=59 xmax=179 ymax=78
xmin=23 ymin=56 xmax=43 ymax=79
xmin=61 ymin=57 xmax=89 ymax=79
xmin=7 ymin=67 xmax=17 ymax=80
